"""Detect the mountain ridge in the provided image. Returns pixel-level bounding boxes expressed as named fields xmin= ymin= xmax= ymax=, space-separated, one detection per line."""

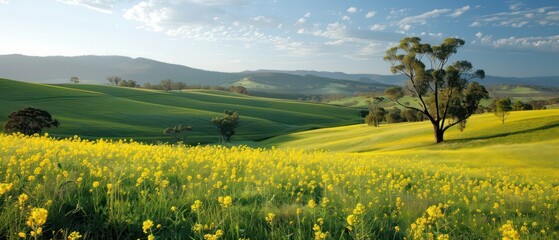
xmin=1 ymin=54 xmax=557 ymax=91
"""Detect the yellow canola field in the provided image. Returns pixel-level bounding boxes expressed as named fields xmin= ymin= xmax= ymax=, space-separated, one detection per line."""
xmin=0 ymin=133 xmax=557 ymax=239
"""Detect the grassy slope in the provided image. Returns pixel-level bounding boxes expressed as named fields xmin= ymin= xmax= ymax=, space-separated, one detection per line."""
xmin=261 ymin=110 xmax=559 ymax=182
xmin=328 ymin=85 xmax=559 ymax=108
xmin=0 ymin=79 xmax=361 ymax=143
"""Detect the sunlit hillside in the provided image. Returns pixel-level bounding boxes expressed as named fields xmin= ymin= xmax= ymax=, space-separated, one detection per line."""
xmin=262 ymin=110 xmax=559 ymax=180
xmin=0 ymin=79 xmax=360 ymax=143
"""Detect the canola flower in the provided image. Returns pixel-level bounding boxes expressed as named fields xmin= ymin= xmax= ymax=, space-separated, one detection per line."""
xmin=0 ymin=133 xmax=557 ymax=239
xmin=143 ymin=220 xmax=154 ymax=234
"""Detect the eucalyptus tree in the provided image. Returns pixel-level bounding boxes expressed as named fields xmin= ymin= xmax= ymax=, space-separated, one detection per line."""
xmin=383 ymin=37 xmax=488 ymax=143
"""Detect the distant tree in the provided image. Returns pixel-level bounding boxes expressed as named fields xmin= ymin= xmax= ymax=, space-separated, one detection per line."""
xmin=70 ymin=76 xmax=79 ymax=84
xmin=494 ymin=97 xmax=512 ymax=124
xmin=529 ymin=100 xmax=547 ymax=110
xmin=211 ymin=110 xmax=239 ymax=143
xmin=173 ymin=81 xmax=186 ymax=92
xmin=163 ymin=125 xmax=192 ymax=142
xmin=160 ymin=79 xmax=173 ymax=92
xmin=365 ymin=97 xmax=385 ymax=127
xmin=119 ymin=80 xmax=139 ymax=88
xmin=512 ymin=100 xmax=524 ymax=111
xmin=357 ymin=110 xmax=369 ymax=118
xmin=3 ymin=107 xmax=60 ymax=135
xmin=230 ymin=86 xmax=247 ymax=94
xmin=385 ymin=107 xmax=403 ymax=124
xmin=107 ymin=76 xmax=122 ymax=86
xmin=403 ymin=109 xmax=423 ymax=122
xmin=383 ymin=37 xmax=488 ymax=143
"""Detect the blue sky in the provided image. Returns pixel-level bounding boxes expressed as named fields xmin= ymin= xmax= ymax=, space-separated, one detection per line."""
xmin=0 ymin=0 xmax=557 ymax=77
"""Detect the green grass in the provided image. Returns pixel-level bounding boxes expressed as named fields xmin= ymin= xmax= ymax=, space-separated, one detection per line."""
xmin=0 ymin=79 xmax=361 ymax=144
xmin=261 ymin=109 xmax=559 ymax=182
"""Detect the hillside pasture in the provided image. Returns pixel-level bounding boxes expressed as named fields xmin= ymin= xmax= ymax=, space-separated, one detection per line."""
xmin=0 ymin=79 xmax=361 ymax=143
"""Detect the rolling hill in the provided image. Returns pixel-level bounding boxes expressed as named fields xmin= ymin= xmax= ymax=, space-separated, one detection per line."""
xmin=0 ymin=78 xmax=362 ymax=143
xmin=260 ymin=109 xmax=559 ymax=179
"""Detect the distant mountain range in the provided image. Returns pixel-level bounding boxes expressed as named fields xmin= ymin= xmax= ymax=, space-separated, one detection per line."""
xmin=1 ymin=54 xmax=557 ymax=96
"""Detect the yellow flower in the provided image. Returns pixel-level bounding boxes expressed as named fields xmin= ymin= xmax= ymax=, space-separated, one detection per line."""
xmin=143 ymin=220 xmax=154 ymax=233
xmin=18 ymin=232 xmax=26 ymax=238
xmin=346 ymin=214 xmax=356 ymax=226
xmin=394 ymin=226 xmax=400 ymax=232
xmin=499 ymin=220 xmax=519 ymax=240
xmin=192 ymin=223 xmax=203 ymax=233
xmin=353 ymin=203 xmax=365 ymax=215
xmin=265 ymin=213 xmax=275 ymax=225
xmin=219 ymin=196 xmax=233 ymax=208
xmin=308 ymin=199 xmax=317 ymax=209
xmin=0 ymin=183 xmax=13 ymax=195
xmin=68 ymin=231 xmax=82 ymax=240
xmin=170 ymin=206 xmax=177 ymax=212
xmin=18 ymin=193 xmax=29 ymax=205
xmin=191 ymin=200 xmax=202 ymax=212
xmin=92 ymin=181 xmax=100 ymax=188
xmin=147 ymin=234 xmax=155 ymax=240
xmin=26 ymin=208 xmax=48 ymax=227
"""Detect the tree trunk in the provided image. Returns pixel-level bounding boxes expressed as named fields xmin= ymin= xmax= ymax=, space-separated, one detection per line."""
xmin=433 ymin=125 xmax=444 ymax=143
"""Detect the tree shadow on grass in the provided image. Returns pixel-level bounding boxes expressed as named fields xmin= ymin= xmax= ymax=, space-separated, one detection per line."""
xmin=445 ymin=122 xmax=559 ymax=144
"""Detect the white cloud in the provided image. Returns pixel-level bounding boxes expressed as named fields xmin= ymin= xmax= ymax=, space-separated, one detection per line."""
xmin=0 ymin=0 xmax=9 ymax=4
xmin=342 ymin=16 xmax=350 ymax=21
xmin=509 ymin=1 xmax=525 ymax=11
xmin=365 ymin=11 xmax=376 ymax=18
xmin=475 ymin=31 xmax=559 ymax=52
xmin=492 ymin=35 xmax=559 ymax=51
xmin=347 ymin=7 xmax=357 ymax=14
xmin=304 ymin=12 xmax=311 ymax=18
xmin=471 ymin=6 xmax=557 ymax=27
xmin=57 ymin=0 xmax=117 ymax=13
xmin=399 ymin=8 xmax=451 ymax=26
xmin=449 ymin=5 xmax=470 ymax=17
xmin=123 ymin=0 xmax=170 ymax=31
xmin=369 ymin=24 xmax=386 ymax=31
xmin=399 ymin=24 xmax=411 ymax=31
xmin=297 ymin=17 xmax=306 ymax=24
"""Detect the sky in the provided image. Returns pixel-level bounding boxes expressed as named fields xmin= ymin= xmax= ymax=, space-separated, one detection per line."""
xmin=0 ymin=0 xmax=558 ymax=77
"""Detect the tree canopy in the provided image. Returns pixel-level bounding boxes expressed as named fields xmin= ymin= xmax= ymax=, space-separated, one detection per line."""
xmin=163 ymin=125 xmax=193 ymax=142
xmin=3 ymin=107 xmax=60 ymax=135
xmin=494 ymin=97 xmax=513 ymax=124
xmin=383 ymin=37 xmax=488 ymax=143
xmin=211 ymin=110 xmax=239 ymax=143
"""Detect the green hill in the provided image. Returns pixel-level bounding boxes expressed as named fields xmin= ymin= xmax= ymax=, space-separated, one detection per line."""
xmin=0 ymin=78 xmax=361 ymax=143
xmin=261 ymin=109 xmax=559 ymax=180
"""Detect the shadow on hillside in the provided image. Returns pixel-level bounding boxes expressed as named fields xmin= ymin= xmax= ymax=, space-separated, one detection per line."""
xmin=446 ymin=122 xmax=559 ymax=144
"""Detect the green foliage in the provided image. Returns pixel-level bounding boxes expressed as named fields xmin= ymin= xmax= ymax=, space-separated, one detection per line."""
xmin=160 ymin=79 xmax=173 ymax=92
xmin=119 ymin=80 xmax=139 ymax=88
xmin=494 ymin=97 xmax=513 ymax=124
xmin=211 ymin=110 xmax=239 ymax=143
xmin=383 ymin=37 xmax=488 ymax=143
xmin=365 ymin=97 xmax=386 ymax=127
xmin=385 ymin=107 xmax=403 ymax=124
xmin=3 ymin=107 xmax=60 ymax=135
xmin=70 ymin=76 xmax=79 ymax=84
xmin=163 ymin=125 xmax=193 ymax=142
xmin=172 ymin=81 xmax=186 ymax=92
xmin=107 ymin=76 xmax=122 ymax=86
